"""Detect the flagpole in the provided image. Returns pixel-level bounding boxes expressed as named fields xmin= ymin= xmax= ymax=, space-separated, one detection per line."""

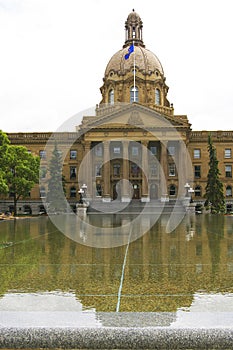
xmin=133 ymin=40 xmax=136 ymax=102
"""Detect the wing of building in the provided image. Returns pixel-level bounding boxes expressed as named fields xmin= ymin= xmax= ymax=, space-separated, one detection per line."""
xmin=2 ymin=10 xmax=233 ymax=214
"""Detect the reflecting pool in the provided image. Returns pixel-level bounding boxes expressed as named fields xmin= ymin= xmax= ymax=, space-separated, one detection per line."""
xmin=0 ymin=213 xmax=233 ymax=327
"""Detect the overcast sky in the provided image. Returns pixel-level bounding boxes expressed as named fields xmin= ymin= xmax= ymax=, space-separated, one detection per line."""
xmin=0 ymin=0 xmax=232 ymax=132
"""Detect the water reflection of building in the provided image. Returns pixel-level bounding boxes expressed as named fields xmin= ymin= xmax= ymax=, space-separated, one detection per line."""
xmin=1 ymin=216 xmax=233 ymax=312
xmin=0 ymin=10 xmax=233 ymax=214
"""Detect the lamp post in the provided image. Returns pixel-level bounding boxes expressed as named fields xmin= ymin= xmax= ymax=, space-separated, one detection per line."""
xmin=81 ymin=184 xmax=87 ymax=198
xmin=184 ymin=183 xmax=190 ymax=197
xmin=188 ymin=187 xmax=195 ymax=203
xmin=78 ymin=188 xmax=84 ymax=204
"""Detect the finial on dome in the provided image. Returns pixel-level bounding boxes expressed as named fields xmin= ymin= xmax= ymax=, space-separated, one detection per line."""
xmin=123 ymin=10 xmax=145 ymax=48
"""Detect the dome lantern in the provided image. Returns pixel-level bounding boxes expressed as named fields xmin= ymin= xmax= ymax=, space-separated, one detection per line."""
xmin=123 ymin=9 xmax=145 ymax=48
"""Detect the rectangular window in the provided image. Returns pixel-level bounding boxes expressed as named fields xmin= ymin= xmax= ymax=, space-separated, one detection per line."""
xmin=95 ymin=164 xmax=102 ymax=177
xmin=225 ymin=149 xmax=232 ymax=158
xmin=113 ymin=164 xmax=121 ymax=176
xmin=132 ymin=146 xmax=139 ymax=156
xmin=225 ymin=165 xmax=232 ymax=178
xmin=39 ymin=150 xmax=46 ymax=159
xmin=150 ymin=146 xmax=157 ymax=155
xmin=70 ymin=150 xmax=77 ymax=159
xmin=40 ymin=167 xmax=47 ymax=179
xmin=150 ymin=164 xmax=157 ymax=176
xmin=113 ymin=147 xmax=121 ymax=154
xmin=168 ymin=146 xmax=175 ymax=156
xmin=95 ymin=144 xmax=103 ymax=157
xmin=194 ymin=149 xmax=201 ymax=159
xmin=169 ymin=163 xmax=176 ymax=176
xmin=194 ymin=165 xmax=201 ymax=178
xmin=70 ymin=166 xmax=77 ymax=180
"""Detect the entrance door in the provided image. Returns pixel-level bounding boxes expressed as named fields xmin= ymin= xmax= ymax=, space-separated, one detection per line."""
xmin=150 ymin=184 xmax=158 ymax=199
xmin=133 ymin=184 xmax=140 ymax=199
xmin=113 ymin=182 xmax=121 ymax=200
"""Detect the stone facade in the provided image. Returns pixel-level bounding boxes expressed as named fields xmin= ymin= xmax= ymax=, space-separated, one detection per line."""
xmin=0 ymin=10 xmax=232 ymax=214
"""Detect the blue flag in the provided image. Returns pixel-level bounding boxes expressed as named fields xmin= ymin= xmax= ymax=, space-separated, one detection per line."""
xmin=124 ymin=44 xmax=134 ymax=60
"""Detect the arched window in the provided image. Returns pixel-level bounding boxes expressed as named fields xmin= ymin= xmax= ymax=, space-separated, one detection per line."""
xmin=194 ymin=185 xmax=202 ymax=197
xmin=70 ymin=186 xmax=76 ymax=198
xmin=155 ymin=88 xmax=161 ymax=105
xmin=130 ymin=86 xmax=139 ymax=103
xmin=226 ymin=185 xmax=232 ymax=197
xmin=108 ymin=89 xmax=114 ymax=105
xmin=169 ymin=184 xmax=176 ymax=196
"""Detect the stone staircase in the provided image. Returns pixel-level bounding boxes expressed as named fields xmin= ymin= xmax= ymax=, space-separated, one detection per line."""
xmin=87 ymin=199 xmax=186 ymax=214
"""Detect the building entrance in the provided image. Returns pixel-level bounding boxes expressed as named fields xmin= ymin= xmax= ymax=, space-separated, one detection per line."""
xmin=150 ymin=184 xmax=158 ymax=199
xmin=132 ymin=183 xmax=140 ymax=199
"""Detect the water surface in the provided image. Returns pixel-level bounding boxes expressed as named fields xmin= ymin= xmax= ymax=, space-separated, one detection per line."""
xmin=0 ymin=214 xmax=233 ymax=327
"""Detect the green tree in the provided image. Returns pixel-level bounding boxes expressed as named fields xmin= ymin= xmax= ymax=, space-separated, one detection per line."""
xmin=0 ymin=130 xmax=40 ymax=215
xmin=46 ymin=144 xmax=66 ymax=213
xmin=5 ymin=146 xmax=40 ymax=215
xmin=0 ymin=130 xmax=10 ymax=194
xmin=205 ymin=134 xmax=225 ymax=213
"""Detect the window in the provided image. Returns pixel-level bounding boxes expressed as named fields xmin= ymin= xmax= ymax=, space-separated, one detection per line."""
xmin=95 ymin=144 xmax=103 ymax=157
xmin=108 ymin=89 xmax=114 ymax=105
xmin=39 ymin=150 xmax=46 ymax=159
xmin=70 ymin=150 xmax=77 ymax=159
xmin=132 ymin=146 xmax=139 ymax=156
xmin=40 ymin=186 xmax=46 ymax=198
xmin=150 ymin=164 xmax=157 ymax=176
xmin=169 ymin=184 xmax=176 ymax=196
xmin=96 ymin=184 xmax=102 ymax=196
xmin=70 ymin=187 xmax=76 ymax=198
xmin=168 ymin=146 xmax=175 ymax=156
xmin=194 ymin=149 xmax=201 ymax=159
xmin=95 ymin=164 xmax=102 ymax=177
xmin=150 ymin=146 xmax=157 ymax=155
xmin=225 ymin=165 xmax=232 ymax=178
xmin=155 ymin=88 xmax=161 ymax=105
xmin=225 ymin=149 xmax=232 ymax=158
xmin=226 ymin=185 xmax=232 ymax=197
xmin=40 ymin=167 xmax=46 ymax=179
xmin=194 ymin=165 xmax=201 ymax=178
xmin=130 ymin=86 xmax=139 ymax=103
xmin=194 ymin=186 xmax=202 ymax=197
xmin=131 ymin=163 xmax=140 ymax=177
xmin=113 ymin=164 xmax=120 ymax=176
xmin=169 ymin=163 xmax=176 ymax=176
xmin=70 ymin=166 xmax=77 ymax=179
xmin=113 ymin=147 xmax=121 ymax=154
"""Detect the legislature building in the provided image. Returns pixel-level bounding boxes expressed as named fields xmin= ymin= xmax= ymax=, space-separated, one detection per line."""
xmin=1 ymin=10 xmax=233 ymax=215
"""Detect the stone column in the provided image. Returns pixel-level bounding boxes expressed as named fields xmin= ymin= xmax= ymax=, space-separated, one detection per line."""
xmin=160 ymin=141 xmax=169 ymax=202
xmin=122 ymin=140 xmax=131 ymax=202
xmin=141 ymin=140 xmax=150 ymax=202
xmin=102 ymin=141 xmax=111 ymax=202
xmin=83 ymin=141 xmax=92 ymax=200
xmin=178 ymin=140 xmax=187 ymax=199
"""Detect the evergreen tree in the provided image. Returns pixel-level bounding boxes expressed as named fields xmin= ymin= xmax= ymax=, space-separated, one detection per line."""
xmin=205 ymin=134 xmax=225 ymax=213
xmin=46 ymin=144 xmax=66 ymax=213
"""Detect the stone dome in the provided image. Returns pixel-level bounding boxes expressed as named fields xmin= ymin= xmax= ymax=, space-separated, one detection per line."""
xmin=104 ymin=45 xmax=164 ymax=78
